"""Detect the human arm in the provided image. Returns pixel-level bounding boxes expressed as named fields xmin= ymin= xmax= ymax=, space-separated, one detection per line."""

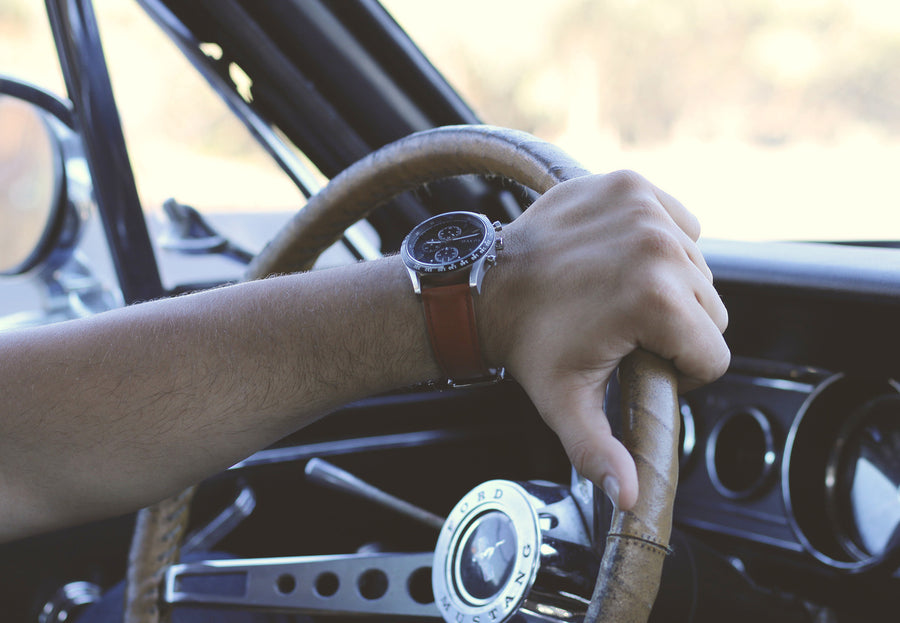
xmin=0 ymin=171 xmax=728 ymax=541
xmin=0 ymin=256 xmax=439 ymax=542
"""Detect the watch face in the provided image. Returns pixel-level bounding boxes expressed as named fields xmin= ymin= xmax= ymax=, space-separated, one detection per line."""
xmin=402 ymin=212 xmax=494 ymax=274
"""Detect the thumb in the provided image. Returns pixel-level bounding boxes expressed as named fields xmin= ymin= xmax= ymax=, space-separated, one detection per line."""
xmin=531 ymin=378 xmax=640 ymax=510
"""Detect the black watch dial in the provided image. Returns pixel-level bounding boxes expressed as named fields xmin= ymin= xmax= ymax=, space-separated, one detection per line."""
xmin=402 ymin=212 xmax=494 ymax=274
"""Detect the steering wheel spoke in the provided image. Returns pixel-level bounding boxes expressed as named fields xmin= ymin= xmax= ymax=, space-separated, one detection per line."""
xmin=163 ymin=551 xmax=438 ymax=618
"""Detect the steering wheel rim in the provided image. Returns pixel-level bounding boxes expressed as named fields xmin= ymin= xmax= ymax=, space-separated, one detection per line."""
xmin=124 ymin=125 xmax=680 ymax=623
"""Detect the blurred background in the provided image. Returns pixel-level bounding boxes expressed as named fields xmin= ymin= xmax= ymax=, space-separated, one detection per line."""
xmin=2 ymin=0 xmax=900 ymax=241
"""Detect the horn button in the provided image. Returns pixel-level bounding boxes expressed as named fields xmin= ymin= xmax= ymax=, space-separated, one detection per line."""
xmin=455 ymin=511 xmax=518 ymax=603
xmin=433 ymin=479 xmax=598 ymax=623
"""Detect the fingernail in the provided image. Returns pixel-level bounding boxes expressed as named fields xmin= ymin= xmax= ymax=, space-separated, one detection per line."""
xmin=602 ymin=474 xmax=620 ymax=508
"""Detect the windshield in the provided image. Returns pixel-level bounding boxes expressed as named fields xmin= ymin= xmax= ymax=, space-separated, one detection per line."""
xmin=384 ymin=0 xmax=900 ymax=242
xmin=4 ymin=0 xmax=899 ymax=244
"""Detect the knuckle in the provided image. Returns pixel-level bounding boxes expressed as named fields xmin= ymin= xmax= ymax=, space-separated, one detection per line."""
xmin=564 ymin=435 xmax=594 ymax=477
xmin=605 ymin=169 xmax=649 ymax=196
xmin=684 ymin=339 xmax=731 ymax=388
xmin=636 ymin=268 xmax=683 ymax=316
xmin=683 ymin=211 xmax=703 ymax=241
xmin=710 ymin=343 xmax=732 ymax=380
xmin=716 ymin=300 xmax=730 ymax=332
xmin=628 ymin=196 xmax=666 ymax=222
xmin=633 ymin=226 xmax=683 ymax=260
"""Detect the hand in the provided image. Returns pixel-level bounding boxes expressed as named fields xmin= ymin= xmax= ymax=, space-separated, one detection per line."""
xmin=480 ymin=171 xmax=730 ymax=510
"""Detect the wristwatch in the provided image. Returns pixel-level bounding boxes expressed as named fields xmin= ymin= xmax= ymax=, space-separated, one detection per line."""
xmin=400 ymin=211 xmax=505 ymax=387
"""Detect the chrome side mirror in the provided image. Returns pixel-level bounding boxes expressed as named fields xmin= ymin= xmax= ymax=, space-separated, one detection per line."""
xmin=0 ymin=81 xmax=120 ymax=329
xmin=0 ymin=95 xmax=66 ymax=275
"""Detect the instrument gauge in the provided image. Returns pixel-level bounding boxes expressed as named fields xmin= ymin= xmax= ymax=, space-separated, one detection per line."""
xmin=826 ymin=394 xmax=900 ymax=561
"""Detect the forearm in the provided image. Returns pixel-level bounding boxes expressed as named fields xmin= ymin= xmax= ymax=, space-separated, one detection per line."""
xmin=0 ymin=255 xmax=437 ymax=540
xmin=0 ymin=173 xmax=730 ymax=542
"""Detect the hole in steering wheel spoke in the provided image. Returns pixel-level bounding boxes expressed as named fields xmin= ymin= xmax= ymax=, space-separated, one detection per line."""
xmin=315 ymin=571 xmax=340 ymax=597
xmin=408 ymin=566 xmax=434 ymax=604
xmin=276 ymin=573 xmax=296 ymax=595
xmin=358 ymin=569 xmax=389 ymax=600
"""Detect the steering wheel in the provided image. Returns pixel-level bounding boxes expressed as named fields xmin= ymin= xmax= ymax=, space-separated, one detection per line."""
xmin=123 ymin=125 xmax=680 ymax=623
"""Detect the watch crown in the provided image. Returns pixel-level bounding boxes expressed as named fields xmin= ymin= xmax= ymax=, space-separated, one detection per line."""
xmin=495 ymin=237 xmax=504 ymax=251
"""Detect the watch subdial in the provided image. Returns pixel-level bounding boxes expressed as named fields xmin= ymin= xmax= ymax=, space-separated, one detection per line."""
xmin=438 ymin=225 xmax=463 ymax=241
xmin=434 ymin=246 xmax=460 ymax=263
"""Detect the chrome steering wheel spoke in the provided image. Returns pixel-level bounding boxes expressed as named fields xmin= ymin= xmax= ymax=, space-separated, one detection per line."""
xmin=164 ymin=551 xmax=439 ymax=618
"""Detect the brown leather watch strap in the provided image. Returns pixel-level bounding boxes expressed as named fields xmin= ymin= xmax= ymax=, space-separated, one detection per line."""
xmin=421 ymin=282 xmax=493 ymax=383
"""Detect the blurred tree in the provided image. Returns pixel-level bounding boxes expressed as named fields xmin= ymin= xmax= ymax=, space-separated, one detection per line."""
xmin=438 ymin=0 xmax=900 ymax=147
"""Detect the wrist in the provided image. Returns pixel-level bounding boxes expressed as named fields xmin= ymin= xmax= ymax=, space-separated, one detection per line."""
xmin=476 ymin=222 xmax=529 ymax=376
xmin=379 ymin=255 xmax=444 ymax=386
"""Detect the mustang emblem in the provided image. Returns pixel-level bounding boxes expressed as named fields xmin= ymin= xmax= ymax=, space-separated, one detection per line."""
xmin=471 ymin=535 xmax=508 ymax=582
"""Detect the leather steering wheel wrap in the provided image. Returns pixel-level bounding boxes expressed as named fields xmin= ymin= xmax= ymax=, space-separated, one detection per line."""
xmin=124 ymin=125 xmax=680 ymax=623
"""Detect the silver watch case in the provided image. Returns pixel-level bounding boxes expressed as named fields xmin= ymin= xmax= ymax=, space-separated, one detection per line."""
xmin=400 ymin=211 xmax=502 ymax=295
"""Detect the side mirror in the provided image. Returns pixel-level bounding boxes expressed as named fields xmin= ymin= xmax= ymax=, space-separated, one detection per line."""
xmin=0 ymin=95 xmax=65 ymax=275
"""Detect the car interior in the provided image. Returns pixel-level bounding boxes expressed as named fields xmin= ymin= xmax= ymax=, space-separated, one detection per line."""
xmin=0 ymin=1 xmax=898 ymax=622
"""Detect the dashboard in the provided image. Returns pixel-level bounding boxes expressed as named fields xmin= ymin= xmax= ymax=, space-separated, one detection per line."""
xmin=678 ymin=363 xmax=899 ymax=568
xmin=199 ymin=238 xmax=900 ymax=621
xmin=655 ymin=239 xmax=900 ymax=619
xmin=0 ymin=235 xmax=898 ymax=623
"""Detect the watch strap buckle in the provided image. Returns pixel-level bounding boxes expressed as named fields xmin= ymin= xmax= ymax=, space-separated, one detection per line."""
xmin=447 ymin=367 xmax=506 ymax=389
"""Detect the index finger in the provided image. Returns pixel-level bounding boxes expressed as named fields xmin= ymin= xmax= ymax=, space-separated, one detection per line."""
xmin=653 ymin=185 xmax=702 ymax=242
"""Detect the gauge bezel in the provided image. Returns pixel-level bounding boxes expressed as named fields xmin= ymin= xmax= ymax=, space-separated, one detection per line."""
xmin=679 ymin=398 xmax=697 ymax=472
xmin=825 ymin=393 xmax=900 ymax=561
xmin=706 ymin=406 xmax=776 ymax=499
xmin=782 ymin=373 xmax=900 ymax=571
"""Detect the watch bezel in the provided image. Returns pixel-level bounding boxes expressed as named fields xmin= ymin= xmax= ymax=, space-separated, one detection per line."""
xmin=400 ymin=211 xmax=496 ymax=275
